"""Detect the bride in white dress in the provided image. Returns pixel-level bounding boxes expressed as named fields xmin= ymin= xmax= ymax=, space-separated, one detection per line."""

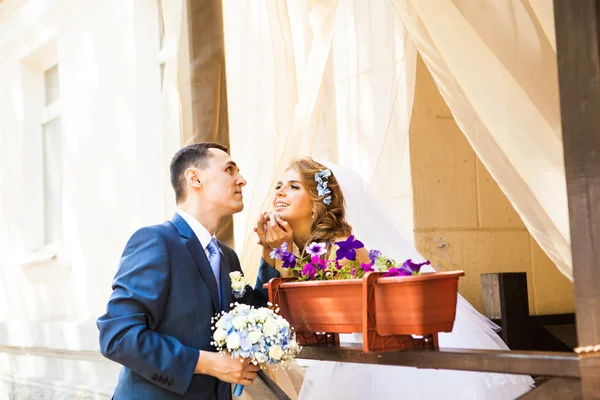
xmin=255 ymin=157 xmax=534 ymax=399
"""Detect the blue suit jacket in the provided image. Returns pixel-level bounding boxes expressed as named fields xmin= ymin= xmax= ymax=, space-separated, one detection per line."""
xmin=97 ymin=213 xmax=267 ymax=400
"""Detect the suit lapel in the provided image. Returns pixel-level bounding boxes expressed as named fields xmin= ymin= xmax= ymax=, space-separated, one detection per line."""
xmin=220 ymin=245 xmax=232 ymax=312
xmin=171 ymin=213 xmax=220 ymax=312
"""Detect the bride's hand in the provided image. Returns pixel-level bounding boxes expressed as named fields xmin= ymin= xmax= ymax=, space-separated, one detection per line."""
xmin=254 ymin=212 xmax=269 ymax=246
xmin=265 ymin=213 xmax=293 ymax=250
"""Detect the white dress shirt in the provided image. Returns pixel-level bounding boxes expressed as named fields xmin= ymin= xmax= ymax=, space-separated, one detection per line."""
xmin=176 ymin=209 xmax=219 ymax=259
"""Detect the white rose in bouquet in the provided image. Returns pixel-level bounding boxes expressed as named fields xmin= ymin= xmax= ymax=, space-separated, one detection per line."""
xmin=278 ymin=318 xmax=290 ymax=329
xmin=226 ymin=331 xmax=240 ymax=350
xmin=232 ymin=316 xmax=247 ymax=330
xmin=262 ymin=319 xmax=278 ymax=336
xmin=269 ymin=345 xmax=284 ymax=361
xmin=213 ymin=328 xmax=227 ymax=343
xmin=248 ymin=330 xmax=262 ymax=344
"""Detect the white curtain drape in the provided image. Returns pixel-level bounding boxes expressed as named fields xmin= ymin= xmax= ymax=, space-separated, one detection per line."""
xmin=223 ymin=0 xmax=418 ymax=284
xmin=224 ymin=0 xmax=571 ymax=283
xmin=391 ymin=0 xmax=571 ymax=280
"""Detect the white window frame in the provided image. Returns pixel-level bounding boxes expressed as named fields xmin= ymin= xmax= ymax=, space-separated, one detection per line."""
xmin=158 ymin=0 xmax=166 ymax=91
xmin=17 ymin=43 xmax=68 ymax=270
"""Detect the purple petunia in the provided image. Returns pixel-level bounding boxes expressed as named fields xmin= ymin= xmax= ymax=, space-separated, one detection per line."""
xmin=384 ymin=259 xmax=431 ymax=277
xmin=270 ymin=242 xmax=288 ymax=260
xmin=306 ymin=242 xmax=327 ymax=257
xmin=384 ymin=267 xmax=412 ymax=277
xmin=281 ymin=251 xmax=297 ymax=269
xmin=401 ymin=259 xmax=430 ymax=274
xmin=301 ymin=263 xmax=318 ymax=279
xmin=361 ymin=263 xmax=374 ymax=273
xmin=335 ymin=235 xmax=365 ymax=261
xmin=368 ymin=249 xmax=382 ymax=264
xmin=311 ymin=255 xmax=327 ymax=270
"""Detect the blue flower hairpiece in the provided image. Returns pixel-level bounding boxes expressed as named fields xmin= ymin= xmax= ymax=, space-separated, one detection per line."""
xmin=315 ymin=169 xmax=332 ymax=206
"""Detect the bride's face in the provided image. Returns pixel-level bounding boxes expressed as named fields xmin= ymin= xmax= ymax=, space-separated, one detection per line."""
xmin=273 ymin=168 xmax=313 ymax=223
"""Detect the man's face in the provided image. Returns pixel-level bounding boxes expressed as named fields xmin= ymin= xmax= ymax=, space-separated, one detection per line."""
xmin=196 ymin=149 xmax=247 ymax=215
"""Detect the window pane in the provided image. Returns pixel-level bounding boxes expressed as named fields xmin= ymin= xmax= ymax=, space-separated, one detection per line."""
xmin=44 ymin=65 xmax=60 ymax=105
xmin=43 ymin=117 xmax=62 ymax=245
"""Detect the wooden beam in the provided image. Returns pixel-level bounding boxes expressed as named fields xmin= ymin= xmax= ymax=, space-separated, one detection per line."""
xmin=554 ymin=0 xmax=600 ymax=398
xmin=185 ymin=0 xmax=234 ymax=246
xmin=298 ymin=344 xmax=580 ymax=378
xmin=530 ymin=314 xmax=576 ymax=327
xmin=518 ymin=378 xmax=581 ymax=399
xmin=481 ymin=272 xmax=532 ymax=350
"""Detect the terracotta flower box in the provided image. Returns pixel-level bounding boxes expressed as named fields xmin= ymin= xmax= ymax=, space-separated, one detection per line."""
xmin=266 ymin=271 xmax=464 ymax=353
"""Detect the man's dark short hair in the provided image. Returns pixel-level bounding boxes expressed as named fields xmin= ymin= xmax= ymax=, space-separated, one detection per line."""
xmin=170 ymin=142 xmax=229 ymax=203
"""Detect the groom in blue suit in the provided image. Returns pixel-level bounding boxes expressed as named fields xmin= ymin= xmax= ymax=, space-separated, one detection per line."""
xmin=97 ymin=143 xmax=267 ymax=399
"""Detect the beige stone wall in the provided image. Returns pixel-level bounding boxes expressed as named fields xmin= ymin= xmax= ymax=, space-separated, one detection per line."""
xmin=410 ymin=56 xmax=574 ymax=316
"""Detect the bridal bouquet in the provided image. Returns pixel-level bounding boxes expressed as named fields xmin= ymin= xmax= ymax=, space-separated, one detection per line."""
xmin=211 ymin=303 xmax=301 ymax=396
xmin=270 ymin=236 xmax=430 ymax=281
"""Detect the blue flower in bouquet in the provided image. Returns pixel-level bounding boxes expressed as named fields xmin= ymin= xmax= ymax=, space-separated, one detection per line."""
xmin=335 ymin=235 xmax=365 ymax=261
xmin=323 ymin=195 xmax=332 ymax=206
xmin=270 ymin=242 xmax=288 ymax=260
xmin=239 ymin=330 xmax=252 ymax=353
xmin=306 ymin=242 xmax=327 ymax=257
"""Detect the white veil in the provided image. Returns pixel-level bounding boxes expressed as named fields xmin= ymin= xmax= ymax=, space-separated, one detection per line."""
xmin=322 ymin=161 xmax=428 ymax=265
xmin=319 ymin=159 xmax=501 ymax=332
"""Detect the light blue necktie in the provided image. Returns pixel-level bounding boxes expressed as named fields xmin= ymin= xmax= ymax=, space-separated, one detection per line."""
xmin=207 ymin=238 xmax=222 ymax=308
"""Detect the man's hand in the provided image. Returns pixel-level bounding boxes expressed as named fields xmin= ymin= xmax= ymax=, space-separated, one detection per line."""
xmin=195 ymin=351 xmax=259 ymax=386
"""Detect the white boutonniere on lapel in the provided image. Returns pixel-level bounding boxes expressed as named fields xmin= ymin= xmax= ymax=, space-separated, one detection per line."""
xmin=230 ymin=271 xmax=248 ymax=299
